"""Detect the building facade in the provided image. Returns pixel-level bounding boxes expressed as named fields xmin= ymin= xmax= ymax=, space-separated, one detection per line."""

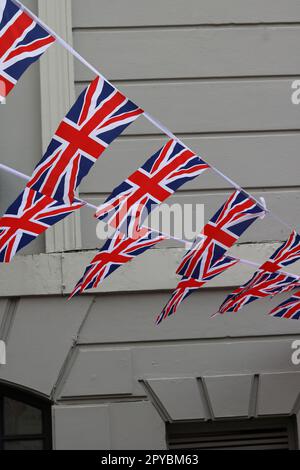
xmin=0 ymin=0 xmax=300 ymax=450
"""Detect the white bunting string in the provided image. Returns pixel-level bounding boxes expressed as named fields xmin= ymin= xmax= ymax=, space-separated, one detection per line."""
xmin=1 ymin=163 xmax=299 ymax=283
xmin=10 ymin=0 xmax=298 ymax=235
xmin=0 ymin=164 xmax=189 ymax=246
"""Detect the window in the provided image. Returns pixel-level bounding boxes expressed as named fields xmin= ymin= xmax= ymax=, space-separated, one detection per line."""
xmin=167 ymin=417 xmax=298 ymax=450
xmin=0 ymin=383 xmax=52 ymax=450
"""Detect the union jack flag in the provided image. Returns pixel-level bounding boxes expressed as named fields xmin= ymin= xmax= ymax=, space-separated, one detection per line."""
xmin=176 ymin=190 xmax=265 ymax=280
xmin=95 ymin=139 xmax=209 ymax=236
xmin=27 ymin=75 xmax=143 ymax=204
xmin=0 ymin=0 xmax=55 ymax=98
xmin=269 ymin=290 xmax=300 ymax=320
xmin=259 ymin=230 xmax=300 ymax=273
xmin=218 ymin=270 xmax=299 ymax=314
xmin=156 ymin=255 xmax=239 ymax=324
xmin=70 ymin=227 xmax=166 ymax=298
xmin=0 ymin=187 xmax=84 ymax=263
xmin=279 ymin=279 xmax=300 ymax=295
xmin=216 ymin=230 xmax=300 ymax=314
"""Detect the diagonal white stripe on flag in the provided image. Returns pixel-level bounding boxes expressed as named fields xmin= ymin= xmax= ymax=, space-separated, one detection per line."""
xmin=0 ymin=0 xmax=6 ymax=25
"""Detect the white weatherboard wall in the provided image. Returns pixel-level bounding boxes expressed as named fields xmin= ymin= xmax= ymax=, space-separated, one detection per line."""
xmin=0 ymin=0 xmax=300 ymax=450
xmin=72 ymin=11 xmax=300 ymax=249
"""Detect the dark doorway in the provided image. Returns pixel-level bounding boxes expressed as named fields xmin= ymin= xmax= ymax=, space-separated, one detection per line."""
xmin=0 ymin=382 xmax=52 ymax=450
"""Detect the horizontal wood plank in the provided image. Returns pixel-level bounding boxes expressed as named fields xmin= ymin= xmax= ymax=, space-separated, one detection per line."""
xmin=79 ymin=133 xmax=300 ymax=193
xmin=74 ymin=27 xmax=300 ymax=81
xmin=72 ymin=0 xmax=300 ymax=27
xmin=63 ymin=243 xmax=300 ymax=297
xmin=75 ymin=79 xmax=300 ymax=134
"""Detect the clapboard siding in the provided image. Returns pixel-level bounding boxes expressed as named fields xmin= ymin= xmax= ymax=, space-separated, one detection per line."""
xmin=72 ymin=2 xmax=300 ymax=250
xmin=72 ymin=0 xmax=300 ymax=27
xmin=0 ymin=64 xmax=42 ymax=215
xmin=79 ymin=133 xmax=300 ymax=193
xmin=75 ymin=80 xmax=300 ymax=134
xmin=79 ymin=191 xmax=299 ymax=250
xmin=74 ymin=27 xmax=300 ymax=81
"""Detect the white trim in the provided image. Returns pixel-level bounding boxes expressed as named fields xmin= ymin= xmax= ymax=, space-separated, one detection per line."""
xmin=38 ymin=0 xmax=82 ymax=252
xmin=0 ymin=243 xmax=298 ymax=297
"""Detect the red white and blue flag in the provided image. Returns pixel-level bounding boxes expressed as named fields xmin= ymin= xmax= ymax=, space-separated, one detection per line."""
xmin=218 ymin=270 xmax=299 ymax=314
xmin=259 ymin=230 xmax=300 ymax=273
xmin=156 ymin=255 xmax=239 ymax=324
xmin=176 ymin=190 xmax=265 ymax=280
xmin=0 ymin=0 xmax=55 ymax=98
xmin=95 ymin=139 xmax=209 ymax=236
xmin=269 ymin=290 xmax=300 ymax=320
xmin=0 ymin=187 xmax=84 ymax=263
xmin=70 ymin=227 xmax=166 ymax=298
xmin=216 ymin=230 xmax=300 ymax=314
xmin=27 ymin=75 xmax=143 ymax=204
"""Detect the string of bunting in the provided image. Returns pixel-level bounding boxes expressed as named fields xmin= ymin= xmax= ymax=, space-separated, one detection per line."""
xmin=1 ymin=0 xmax=300 ymax=322
xmin=2 ymin=162 xmax=298 ymax=277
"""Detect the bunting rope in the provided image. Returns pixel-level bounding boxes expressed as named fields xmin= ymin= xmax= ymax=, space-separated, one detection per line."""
xmin=1 ymin=162 xmax=299 ymax=284
xmin=10 ymin=0 xmax=296 ymax=234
